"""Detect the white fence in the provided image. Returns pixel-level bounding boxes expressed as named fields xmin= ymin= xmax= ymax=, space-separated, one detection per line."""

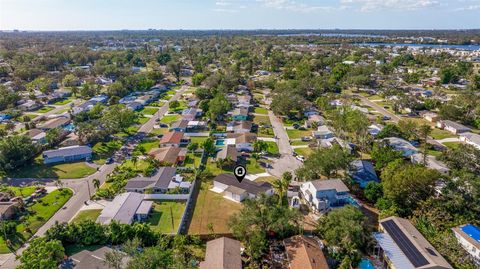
xmin=144 ymin=193 xmax=190 ymax=200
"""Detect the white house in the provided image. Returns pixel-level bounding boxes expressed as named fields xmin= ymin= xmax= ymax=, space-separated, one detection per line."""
xmin=423 ymin=112 xmax=439 ymax=123
xmin=300 ymin=179 xmax=351 ymax=213
xmin=436 ymin=120 xmax=471 ymax=134
xmin=211 ymin=174 xmax=273 ymax=203
xmin=459 ymin=132 xmax=480 ymax=150
xmin=452 ymin=224 xmax=480 ymax=266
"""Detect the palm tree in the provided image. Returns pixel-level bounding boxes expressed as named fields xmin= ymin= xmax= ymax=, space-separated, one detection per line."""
xmin=272 ymin=172 xmax=293 ymax=206
xmin=92 ymin=179 xmax=100 ymax=189
xmin=418 ymin=124 xmax=432 ymax=165
xmin=132 ymin=156 xmax=139 ymax=169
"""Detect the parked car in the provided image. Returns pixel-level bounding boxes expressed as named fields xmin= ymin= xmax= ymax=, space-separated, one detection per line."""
xmin=296 ymin=155 xmax=305 ymax=162
xmin=105 ymin=158 xmax=114 ymax=164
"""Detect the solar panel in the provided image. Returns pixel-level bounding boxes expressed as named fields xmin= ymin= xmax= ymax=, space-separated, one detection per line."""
xmin=382 ymin=220 xmax=429 ymax=268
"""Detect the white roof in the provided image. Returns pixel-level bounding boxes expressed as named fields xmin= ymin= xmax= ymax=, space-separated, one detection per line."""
xmin=374 ymin=232 xmax=415 ymax=269
xmin=96 ymin=192 xmax=144 ymax=225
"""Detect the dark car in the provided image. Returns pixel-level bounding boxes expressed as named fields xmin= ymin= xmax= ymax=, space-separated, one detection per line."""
xmin=106 ymin=158 xmax=114 ymax=164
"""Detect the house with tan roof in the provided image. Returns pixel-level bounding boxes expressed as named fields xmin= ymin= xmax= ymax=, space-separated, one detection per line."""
xmin=200 ymin=237 xmax=242 ymax=269
xmin=284 ymin=235 xmax=329 ymax=269
xmin=226 ymin=133 xmax=257 ymax=152
xmin=160 ymin=131 xmax=189 ymax=147
xmin=149 ymin=147 xmax=187 ymax=165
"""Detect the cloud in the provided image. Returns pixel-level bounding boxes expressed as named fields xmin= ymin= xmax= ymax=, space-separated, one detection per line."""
xmin=340 ymin=0 xmax=440 ymax=12
xmin=257 ymin=0 xmax=335 ymax=12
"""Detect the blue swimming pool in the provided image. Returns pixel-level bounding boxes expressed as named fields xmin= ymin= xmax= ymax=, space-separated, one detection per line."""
xmin=346 ymin=196 xmax=360 ymax=207
xmin=63 ymin=123 xmax=75 ymax=132
xmin=215 ymin=139 xmax=225 ymax=146
xmin=358 ymin=259 xmax=375 ymax=269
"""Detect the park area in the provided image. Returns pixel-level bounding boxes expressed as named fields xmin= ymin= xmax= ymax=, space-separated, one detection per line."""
xmin=0 ymin=188 xmax=73 ymax=253
xmin=188 ymin=181 xmax=242 ymax=235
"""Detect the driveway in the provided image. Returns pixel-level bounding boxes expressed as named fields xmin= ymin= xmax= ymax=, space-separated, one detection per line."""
xmin=354 ymin=94 xmax=401 ymax=123
xmin=267 ymin=111 xmax=302 ymax=178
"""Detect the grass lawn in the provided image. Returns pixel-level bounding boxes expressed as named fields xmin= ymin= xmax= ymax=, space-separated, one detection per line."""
xmin=160 ymin=115 xmax=180 ymax=125
xmin=146 ymin=201 xmax=186 ymax=234
xmin=150 ymin=127 xmax=169 ymax=136
xmin=140 ymin=107 xmax=159 ymax=116
xmin=258 ymin=127 xmax=275 ymax=138
xmin=92 ymin=140 xmax=123 ymax=164
xmin=1 ymin=186 xmax=38 ymax=197
xmin=52 ymin=98 xmax=73 ymax=106
xmin=190 ymin=136 xmax=208 ymax=145
xmin=205 ymin=159 xmax=231 ymax=176
xmin=254 ymin=107 xmax=268 ymax=115
xmin=188 ymin=181 xmax=242 ymax=235
xmin=294 ymin=147 xmax=314 ymax=157
xmin=184 ymin=153 xmax=202 ymax=168
xmin=8 ymin=161 xmax=96 ymax=179
xmin=137 ymin=116 xmax=150 ymax=124
xmin=430 ymin=128 xmax=456 ymax=140
xmin=256 ymin=176 xmax=278 ymax=183
xmin=121 ymin=159 xmax=150 ymax=173
xmin=265 ymin=141 xmax=279 ymax=155
xmin=253 ymin=115 xmax=270 ymax=125
xmin=133 ymin=139 xmax=159 ymax=155
xmin=0 ymin=189 xmax=73 ymax=253
xmin=443 ymin=142 xmax=463 ymax=150
xmin=168 ymin=100 xmax=188 ymax=113
xmin=427 ymin=149 xmax=443 ymax=157
xmin=246 ymin=158 xmax=265 ymax=174
xmin=70 ymin=209 xmax=102 ymax=223
xmin=34 ymin=106 xmax=55 ymax=113
xmin=286 ymin=129 xmax=312 ymax=139
xmin=291 ymin=140 xmax=311 ymax=146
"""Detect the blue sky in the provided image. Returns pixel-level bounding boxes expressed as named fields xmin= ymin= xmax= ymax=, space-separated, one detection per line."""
xmin=1 ymin=0 xmax=479 ymax=30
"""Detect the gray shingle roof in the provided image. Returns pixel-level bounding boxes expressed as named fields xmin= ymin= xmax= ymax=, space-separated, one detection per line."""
xmin=125 ymin=167 xmax=176 ymax=190
xmin=43 ymin=145 xmax=92 ymax=159
xmin=214 ymin=174 xmax=271 ymax=195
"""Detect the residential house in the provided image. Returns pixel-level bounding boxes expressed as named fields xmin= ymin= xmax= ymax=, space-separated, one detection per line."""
xmin=126 ymin=101 xmax=144 ymax=111
xmin=212 ymin=174 xmax=273 ymax=203
xmin=312 ymin=125 xmax=334 ymax=140
xmin=149 ymin=147 xmax=187 ymax=165
xmin=199 ymin=237 xmax=242 ymax=269
xmin=125 ymin=167 xmax=191 ymax=194
xmin=72 ymin=95 xmax=108 ymax=114
xmin=383 ymin=137 xmax=418 ymax=157
xmin=226 ymin=121 xmax=252 ymax=133
xmin=459 ymin=132 xmax=480 ymax=150
xmin=96 ymin=192 xmax=152 ymax=225
xmin=186 ymin=121 xmax=207 ymax=131
xmin=423 ymin=112 xmax=439 ymax=123
xmin=452 ymin=224 xmax=480 ymax=266
xmin=300 ymin=179 xmax=351 ymax=213
xmin=42 ymin=145 xmax=92 ymax=164
xmin=284 ymin=235 xmax=329 ymax=269
xmin=349 ymin=160 xmax=379 ymax=188
xmin=67 ymin=246 xmax=128 ymax=269
xmin=304 ymin=114 xmax=325 ymax=128
xmin=411 ymin=154 xmax=450 ymax=174
xmin=38 ymin=117 xmax=71 ymax=131
xmin=304 ymin=108 xmax=320 ymax=117
xmin=0 ymin=202 xmax=20 ymax=220
xmin=169 ymin=120 xmax=189 ymax=132
xmin=182 ymin=108 xmax=202 ymax=118
xmin=160 ymin=131 xmax=189 ymax=147
xmin=26 ymin=129 xmax=47 ymax=144
xmin=374 ymin=216 xmax=452 ymax=269
xmin=436 ymin=120 xmax=471 ymax=134
xmin=368 ymin=124 xmax=384 ymax=137
xmin=61 ymin=132 xmax=80 ymax=147
xmin=226 ymin=133 xmax=257 ymax=152
xmin=18 ymin=100 xmax=42 ymax=111
xmin=216 ymin=145 xmax=239 ymax=165
xmin=231 ymin=108 xmax=249 ymax=121
xmin=236 ymin=95 xmax=251 ymax=108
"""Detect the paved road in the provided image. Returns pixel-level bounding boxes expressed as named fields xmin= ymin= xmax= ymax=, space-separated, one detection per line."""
xmin=0 ymin=87 xmax=186 ymax=268
xmin=355 ymin=94 xmax=401 ymax=123
xmin=267 ymin=110 xmax=302 ymax=179
xmin=138 ymin=86 xmax=187 ymax=133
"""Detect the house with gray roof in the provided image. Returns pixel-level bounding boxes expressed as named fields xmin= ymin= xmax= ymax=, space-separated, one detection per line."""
xmin=459 ymin=132 xmax=480 ymax=150
xmin=42 ymin=145 xmax=92 ymax=164
xmin=212 ymin=174 xmax=273 ymax=203
xmin=300 ymin=179 xmax=351 ymax=213
xmin=349 ymin=160 xmax=379 ymax=188
xmin=125 ymin=167 xmax=191 ymax=194
xmin=437 ymin=120 xmax=471 ymax=134
xmin=96 ymin=192 xmax=152 ymax=225
xmin=383 ymin=137 xmax=418 ymax=157
xmin=200 ymin=237 xmax=242 ymax=269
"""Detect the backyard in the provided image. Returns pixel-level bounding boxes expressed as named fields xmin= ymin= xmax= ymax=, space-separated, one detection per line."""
xmin=133 ymin=139 xmax=159 ymax=155
xmin=139 ymin=107 xmax=159 ymax=116
xmin=70 ymin=209 xmax=102 ymax=223
xmin=160 ymin=114 xmax=180 ymax=125
xmin=188 ymin=181 xmax=242 ymax=235
xmin=33 ymin=106 xmax=55 ymax=113
xmin=0 ymin=189 xmax=73 ymax=253
xmin=146 ymin=201 xmax=186 ymax=234
xmin=287 ymin=129 xmax=312 ymax=139
xmin=8 ymin=160 xmax=96 ymax=179
xmin=92 ymin=140 xmax=123 ymax=164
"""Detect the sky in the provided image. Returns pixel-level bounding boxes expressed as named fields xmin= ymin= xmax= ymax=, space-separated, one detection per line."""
xmin=0 ymin=0 xmax=479 ymax=30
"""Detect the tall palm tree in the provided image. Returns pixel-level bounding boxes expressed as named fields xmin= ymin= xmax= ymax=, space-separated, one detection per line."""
xmin=132 ymin=156 xmax=139 ymax=169
xmin=92 ymin=178 xmax=100 ymax=189
xmin=272 ymin=172 xmax=292 ymax=206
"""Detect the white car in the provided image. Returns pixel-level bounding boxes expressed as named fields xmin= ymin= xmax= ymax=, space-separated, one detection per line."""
xmin=296 ymin=155 xmax=305 ymax=162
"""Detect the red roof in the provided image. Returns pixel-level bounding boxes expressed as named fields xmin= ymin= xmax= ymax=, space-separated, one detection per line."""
xmin=160 ymin=131 xmax=184 ymax=145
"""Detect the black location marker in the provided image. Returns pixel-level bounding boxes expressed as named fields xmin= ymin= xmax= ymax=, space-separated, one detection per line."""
xmin=233 ymin=165 xmax=247 ymax=183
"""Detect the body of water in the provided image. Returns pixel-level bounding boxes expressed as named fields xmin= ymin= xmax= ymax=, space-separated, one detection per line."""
xmin=355 ymin=42 xmax=480 ymax=51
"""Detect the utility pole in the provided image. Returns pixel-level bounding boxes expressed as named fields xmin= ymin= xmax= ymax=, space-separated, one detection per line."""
xmin=86 ymin=179 xmax=91 ymax=200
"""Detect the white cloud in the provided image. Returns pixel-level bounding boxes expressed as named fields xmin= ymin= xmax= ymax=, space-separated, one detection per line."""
xmin=257 ymin=0 xmax=335 ymax=12
xmin=340 ymin=0 xmax=440 ymax=12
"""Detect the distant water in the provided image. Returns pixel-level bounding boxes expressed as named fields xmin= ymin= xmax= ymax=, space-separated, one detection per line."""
xmin=278 ymin=33 xmax=388 ymax=38
xmin=355 ymin=42 xmax=480 ymax=51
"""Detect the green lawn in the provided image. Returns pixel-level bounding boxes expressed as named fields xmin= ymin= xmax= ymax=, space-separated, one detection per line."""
xmin=146 ymin=201 xmax=186 ymax=234
xmin=0 ymin=186 xmax=37 ymax=197
xmin=92 ymin=140 xmax=123 ymax=164
xmin=121 ymin=159 xmax=150 ymax=173
xmin=294 ymin=147 xmax=314 ymax=157
xmin=287 ymin=129 xmax=312 ymax=139
xmin=443 ymin=142 xmax=463 ymax=150
xmin=430 ymin=128 xmax=456 ymax=140
xmin=254 ymin=107 xmax=268 ymax=115
xmin=291 ymin=140 xmax=311 ymax=146
xmin=133 ymin=139 xmax=159 ymax=155
xmin=253 ymin=115 xmax=270 ymax=125
xmin=150 ymin=128 xmax=169 ymax=136
xmin=184 ymin=153 xmax=202 ymax=168
xmin=160 ymin=115 xmax=180 ymax=124
xmin=245 ymin=158 xmax=265 ymax=174
xmin=8 ymin=161 xmax=96 ymax=179
xmin=188 ymin=181 xmax=242 ymax=235
xmin=52 ymin=98 xmax=73 ymax=106
xmin=427 ymin=149 xmax=443 ymax=157
xmin=0 ymin=189 xmax=73 ymax=253
xmin=137 ymin=116 xmax=150 ymax=124
xmin=190 ymin=136 xmax=208 ymax=145
xmin=168 ymin=100 xmax=188 ymax=113
xmin=140 ymin=107 xmax=159 ymax=116
xmin=256 ymin=176 xmax=277 ymax=183
xmin=33 ymin=106 xmax=55 ymax=113
xmin=70 ymin=209 xmax=102 ymax=223
xmin=265 ymin=141 xmax=279 ymax=155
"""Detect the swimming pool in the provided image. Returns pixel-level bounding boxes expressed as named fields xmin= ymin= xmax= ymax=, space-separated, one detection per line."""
xmin=358 ymin=259 xmax=375 ymax=269
xmin=346 ymin=196 xmax=360 ymax=207
xmin=63 ymin=123 xmax=75 ymax=132
xmin=215 ymin=139 xmax=225 ymax=146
